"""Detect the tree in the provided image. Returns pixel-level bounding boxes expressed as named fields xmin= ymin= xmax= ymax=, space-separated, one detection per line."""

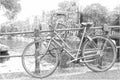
xmin=0 ymin=0 xmax=21 ymax=20
xmin=111 ymin=5 xmax=120 ymax=25
xmin=58 ymin=1 xmax=78 ymax=12
xmin=83 ymin=3 xmax=108 ymax=26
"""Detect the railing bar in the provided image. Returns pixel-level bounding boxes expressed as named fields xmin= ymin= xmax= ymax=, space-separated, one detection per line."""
xmin=0 ymin=26 xmax=120 ymax=35
xmin=0 ymin=31 xmax=34 ymax=35
xmin=0 ymin=55 xmax=34 ymax=58
xmin=117 ymin=46 xmax=120 ymax=48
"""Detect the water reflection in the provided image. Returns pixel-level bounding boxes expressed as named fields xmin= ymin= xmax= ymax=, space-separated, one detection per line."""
xmin=0 ymin=37 xmax=31 ymax=55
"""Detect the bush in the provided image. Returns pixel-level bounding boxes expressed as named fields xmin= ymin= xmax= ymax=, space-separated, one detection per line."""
xmin=59 ymin=52 xmax=70 ymax=68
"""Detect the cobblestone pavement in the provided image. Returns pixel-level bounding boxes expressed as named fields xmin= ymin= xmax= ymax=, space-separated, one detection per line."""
xmin=0 ymin=63 xmax=120 ymax=80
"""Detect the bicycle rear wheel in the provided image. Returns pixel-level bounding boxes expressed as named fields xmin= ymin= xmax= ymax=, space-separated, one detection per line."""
xmin=22 ymin=39 xmax=59 ymax=78
xmin=82 ymin=36 xmax=116 ymax=72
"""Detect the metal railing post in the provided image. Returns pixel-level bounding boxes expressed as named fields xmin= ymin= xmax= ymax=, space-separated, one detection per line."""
xmin=34 ymin=24 xmax=42 ymax=73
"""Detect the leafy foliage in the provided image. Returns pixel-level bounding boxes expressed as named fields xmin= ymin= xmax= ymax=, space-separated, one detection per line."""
xmin=58 ymin=1 xmax=78 ymax=12
xmin=111 ymin=5 xmax=120 ymax=25
xmin=0 ymin=0 xmax=21 ymax=20
xmin=0 ymin=22 xmax=18 ymax=33
xmin=47 ymin=1 xmax=79 ymax=30
xmin=83 ymin=3 xmax=108 ymax=26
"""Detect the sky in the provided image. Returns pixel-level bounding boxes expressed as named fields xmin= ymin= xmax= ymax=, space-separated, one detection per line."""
xmin=0 ymin=0 xmax=120 ymax=24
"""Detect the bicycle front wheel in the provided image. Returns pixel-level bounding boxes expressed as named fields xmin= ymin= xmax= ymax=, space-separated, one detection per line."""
xmin=82 ymin=36 xmax=116 ymax=72
xmin=22 ymin=39 xmax=59 ymax=78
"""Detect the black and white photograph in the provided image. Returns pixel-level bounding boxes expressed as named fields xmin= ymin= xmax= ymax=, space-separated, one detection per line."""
xmin=0 ymin=0 xmax=120 ymax=80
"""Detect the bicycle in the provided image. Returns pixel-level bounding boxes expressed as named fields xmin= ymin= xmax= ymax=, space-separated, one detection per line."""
xmin=21 ymin=21 xmax=117 ymax=78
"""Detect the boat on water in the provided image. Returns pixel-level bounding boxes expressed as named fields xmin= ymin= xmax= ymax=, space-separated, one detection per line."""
xmin=0 ymin=44 xmax=10 ymax=63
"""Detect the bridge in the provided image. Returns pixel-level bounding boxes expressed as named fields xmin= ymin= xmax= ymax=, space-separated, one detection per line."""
xmin=0 ymin=25 xmax=120 ymax=60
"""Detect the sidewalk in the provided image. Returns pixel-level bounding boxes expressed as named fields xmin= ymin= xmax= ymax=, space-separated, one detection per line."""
xmin=0 ymin=58 xmax=120 ymax=80
xmin=0 ymin=50 xmax=120 ymax=79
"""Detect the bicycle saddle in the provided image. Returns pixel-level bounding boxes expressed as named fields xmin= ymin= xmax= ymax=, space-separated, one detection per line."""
xmin=81 ymin=22 xmax=93 ymax=27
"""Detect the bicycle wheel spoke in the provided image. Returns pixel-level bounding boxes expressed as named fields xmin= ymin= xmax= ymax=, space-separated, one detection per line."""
xmin=90 ymin=40 xmax=98 ymax=49
xmin=101 ymin=40 xmax=107 ymax=51
xmin=97 ymin=37 xmax=102 ymax=49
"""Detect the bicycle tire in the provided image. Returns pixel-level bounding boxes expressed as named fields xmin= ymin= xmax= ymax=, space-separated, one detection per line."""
xmin=22 ymin=39 xmax=59 ymax=78
xmin=82 ymin=36 xmax=116 ymax=72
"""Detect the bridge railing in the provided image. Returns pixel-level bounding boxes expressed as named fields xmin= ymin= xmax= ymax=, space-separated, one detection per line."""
xmin=0 ymin=26 xmax=120 ymax=58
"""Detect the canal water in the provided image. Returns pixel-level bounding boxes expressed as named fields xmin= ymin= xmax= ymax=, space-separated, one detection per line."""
xmin=0 ymin=37 xmax=33 ymax=73
xmin=0 ymin=37 xmax=32 ymax=55
xmin=0 ymin=37 xmax=55 ymax=73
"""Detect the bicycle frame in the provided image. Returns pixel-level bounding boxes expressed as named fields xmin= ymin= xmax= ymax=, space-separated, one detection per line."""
xmin=46 ymin=26 xmax=91 ymax=63
xmin=22 ymin=21 xmax=118 ymax=79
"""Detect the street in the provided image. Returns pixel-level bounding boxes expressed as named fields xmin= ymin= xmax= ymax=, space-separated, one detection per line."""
xmin=0 ymin=63 xmax=120 ymax=80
